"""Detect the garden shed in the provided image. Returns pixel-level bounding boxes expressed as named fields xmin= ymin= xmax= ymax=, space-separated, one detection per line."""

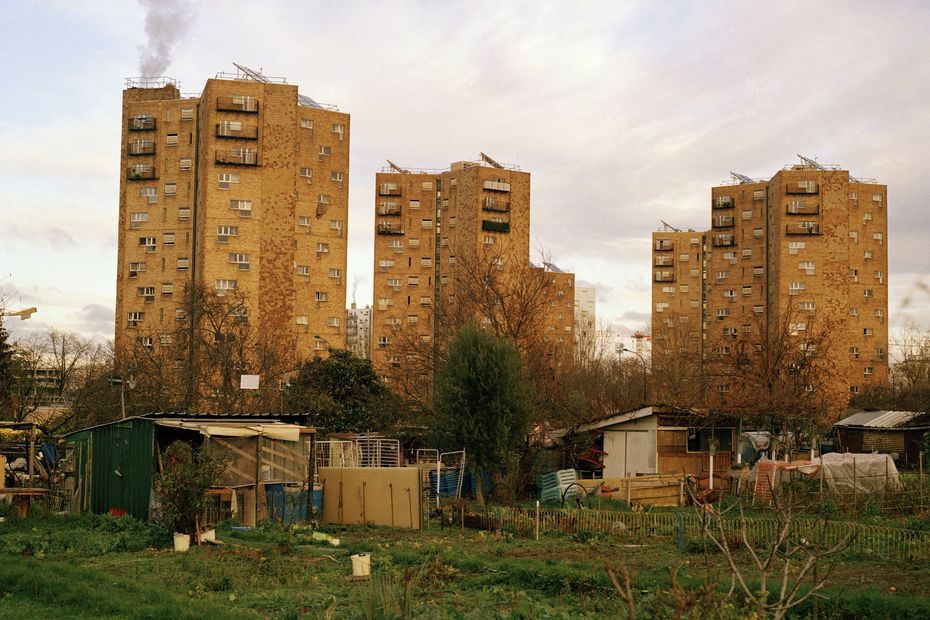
xmin=577 ymin=406 xmax=737 ymax=489
xmin=63 ymin=415 xmax=315 ymax=522
xmin=834 ymin=410 xmax=929 ymax=469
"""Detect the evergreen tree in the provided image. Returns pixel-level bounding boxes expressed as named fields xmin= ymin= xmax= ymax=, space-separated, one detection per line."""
xmin=434 ymin=322 xmax=531 ymax=503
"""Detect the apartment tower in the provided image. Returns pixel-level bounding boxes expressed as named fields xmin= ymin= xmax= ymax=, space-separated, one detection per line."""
xmin=370 ymin=157 xmax=574 ymax=386
xmin=652 ymin=158 xmax=889 ymax=410
xmin=115 ymin=66 xmax=349 ymax=362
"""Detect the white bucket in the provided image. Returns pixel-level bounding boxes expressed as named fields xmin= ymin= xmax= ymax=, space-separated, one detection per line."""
xmin=350 ymin=553 xmax=371 ymax=577
xmin=173 ymin=532 xmax=190 ymax=552
xmin=201 ymin=529 xmax=216 ymax=542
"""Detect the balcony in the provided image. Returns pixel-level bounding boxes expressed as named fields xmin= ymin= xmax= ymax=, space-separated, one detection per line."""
xmin=377 ymin=203 xmax=402 ymax=216
xmin=654 ymin=271 xmax=675 ymax=283
xmin=712 ymin=234 xmax=736 ymax=247
xmin=216 ymin=124 xmax=259 ymax=139
xmin=786 ymin=224 xmax=821 ymax=235
xmin=482 ymin=180 xmax=511 ymax=192
xmin=786 ymin=181 xmax=819 ymax=195
xmin=377 ymin=222 xmax=404 ymax=235
xmin=379 ymin=183 xmax=402 ymax=196
xmin=128 ymin=142 xmax=155 ymax=156
xmin=215 ymin=149 xmax=261 ymax=166
xmin=713 ymin=196 xmax=734 ymax=209
xmin=126 ymin=166 xmax=156 ymax=180
xmin=482 ymin=197 xmax=510 ymax=212
xmin=216 ymin=96 xmax=259 ymax=113
xmin=654 ymin=240 xmax=674 ymax=251
xmin=128 ymin=117 xmax=156 ymax=131
xmin=482 ymin=220 xmax=510 ymax=233
xmin=786 ymin=202 xmax=820 ymax=215
xmin=712 ymin=215 xmax=734 ymax=228
xmin=654 ymin=256 xmax=674 ymax=267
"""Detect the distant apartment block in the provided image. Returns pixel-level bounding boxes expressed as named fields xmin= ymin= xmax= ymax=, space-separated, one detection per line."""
xmin=115 ymin=66 xmax=349 ymax=361
xmin=573 ymin=286 xmax=597 ymax=353
xmin=652 ymin=157 xmax=889 ymax=404
xmin=346 ymin=303 xmax=372 ymax=360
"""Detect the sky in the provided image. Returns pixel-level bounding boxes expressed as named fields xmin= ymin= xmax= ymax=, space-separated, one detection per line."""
xmin=2 ymin=1 xmax=930 ymax=353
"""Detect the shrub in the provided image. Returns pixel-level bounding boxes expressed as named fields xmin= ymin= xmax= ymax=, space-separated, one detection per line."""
xmin=154 ymin=441 xmax=227 ymax=536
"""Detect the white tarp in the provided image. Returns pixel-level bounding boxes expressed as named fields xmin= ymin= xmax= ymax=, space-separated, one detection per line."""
xmin=817 ymin=452 xmax=899 ymax=493
xmin=154 ymin=420 xmax=302 ymax=442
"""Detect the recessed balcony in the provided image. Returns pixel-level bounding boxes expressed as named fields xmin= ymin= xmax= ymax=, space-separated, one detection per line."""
xmin=216 ymin=96 xmax=259 ymax=113
xmin=482 ymin=220 xmax=510 ymax=233
xmin=482 ymin=180 xmax=511 ymax=192
xmin=786 ymin=224 xmax=821 ymax=235
xmin=126 ymin=166 xmax=157 ymax=180
xmin=377 ymin=203 xmax=402 ymax=216
xmin=654 ymin=271 xmax=675 ymax=282
xmin=216 ymin=123 xmax=259 ymax=139
xmin=128 ymin=142 xmax=155 ymax=156
xmin=712 ymin=215 xmax=734 ymax=228
xmin=379 ymin=183 xmax=402 ymax=196
xmin=377 ymin=222 xmax=404 ymax=235
xmin=712 ymin=234 xmax=736 ymax=247
xmin=786 ymin=181 xmax=819 ymax=195
xmin=482 ymin=197 xmax=510 ymax=212
xmin=216 ymin=149 xmax=261 ymax=166
xmin=786 ymin=202 xmax=820 ymax=215
xmin=713 ymin=196 xmax=734 ymax=209
xmin=654 ymin=240 xmax=674 ymax=251
xmin=128 ymin=117 xmax=156 ymax=131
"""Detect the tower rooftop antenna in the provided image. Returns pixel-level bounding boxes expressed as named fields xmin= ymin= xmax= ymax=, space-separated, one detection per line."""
xmin=480 ymin=152 xmax=504 ymax=169
xmin=386 ymin=159 xmax=410 ymax=174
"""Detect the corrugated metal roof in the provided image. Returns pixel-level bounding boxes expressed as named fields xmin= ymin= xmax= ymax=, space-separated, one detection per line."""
xmin=834 ymin=410 xmax=928 ymax=429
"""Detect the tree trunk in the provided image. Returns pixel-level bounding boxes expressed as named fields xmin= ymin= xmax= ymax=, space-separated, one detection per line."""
xmin=475 ymin=470 xmax=485 ymax=507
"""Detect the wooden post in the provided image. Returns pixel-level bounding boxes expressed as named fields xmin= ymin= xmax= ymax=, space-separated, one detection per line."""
xmin=254 ymin=432 xmax=262 ymax=526
xmin=27 ymin=424 xmax=36 ymax=490
xmin=626 ymin=478 xmax=632 ymax=506
xmin=819 ymin=453 xmax=824 ymax=495
xmin=679 ymin=479 xmax=684 ymax=507
xmin=461 ymin=503 xmax=465 ymax=534
xmin=920 ymin=451 xmax=926 ymax=508
xmin=885 ymin=456 xmax=889 ymax=490
xmin=534 ymin=500 xmax=540 ymax=540
xmin=853 ymin=457 xmax=858 ymax=511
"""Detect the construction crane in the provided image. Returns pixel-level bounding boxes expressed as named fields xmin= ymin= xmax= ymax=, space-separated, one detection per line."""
xmin=386 ymin=159 xmax=410 ymax=174
xmin=479 ymin=152 xmax=504 ymax=168
xmin=0 ymin=306 xmax=37 ymax=320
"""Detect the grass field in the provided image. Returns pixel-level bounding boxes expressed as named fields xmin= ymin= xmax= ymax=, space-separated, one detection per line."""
xmin=1 ymin=510 xmax=930 ymax=619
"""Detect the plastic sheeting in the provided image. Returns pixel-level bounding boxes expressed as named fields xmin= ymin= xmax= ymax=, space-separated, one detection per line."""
xmin=817 ymin=452 xmax=899 ymax=493
xmin=154 ymin=420 xmax=302 ymax=442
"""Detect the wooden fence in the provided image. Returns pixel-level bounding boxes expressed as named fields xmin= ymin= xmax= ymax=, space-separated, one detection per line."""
xmin=470 ymin=506 xmax=930 ymax=561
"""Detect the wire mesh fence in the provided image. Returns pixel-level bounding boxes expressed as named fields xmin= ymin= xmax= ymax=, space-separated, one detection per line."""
xmin=469 ymin=505 xmax=930 ymax=561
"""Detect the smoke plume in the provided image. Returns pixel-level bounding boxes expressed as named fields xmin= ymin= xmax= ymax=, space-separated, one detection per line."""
xmin=137 ymin=0 xmax=193 ymax=77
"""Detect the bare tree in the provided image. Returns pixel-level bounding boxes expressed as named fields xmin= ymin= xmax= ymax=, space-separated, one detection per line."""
xmin=650 ymin=315 xmax=703 ymax=408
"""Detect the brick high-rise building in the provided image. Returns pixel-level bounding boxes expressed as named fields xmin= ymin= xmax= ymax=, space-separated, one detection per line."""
xmin=370 ymin=157 xmax=574 ymax=393
xmin=652 ymin=158 xmax=888 ymax=412
xmin=115 ymin=67 xmax=349 ymax=365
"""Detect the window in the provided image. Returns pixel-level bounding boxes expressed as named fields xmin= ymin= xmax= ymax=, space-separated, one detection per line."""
xmin=421 ymin=219 xmax=433 ymax=229
xmin=328 ymin=268 xmax=342 ymax=280
xmin=723 ymin=289 xmax=736 ymax=299
xmin=421 ymin=181 xmax=433 ymax=191
xmin=408 ymin=200 xmax=421 ymax=210
xmin=161 ymin=283 xmax=174 ymax=295
xmin=848 ymin=191 xmax=858 ymax=200
xmin=127 ymin=312 xmax=144 ymax=328
xmin=166 ymin=133 xmax=178 ymax=146
xmin=296 ymin=265 xmax=310 ymax=277
xmin=449 ymin=216 xmax=457 ymax=227
xmin=138 ymin=286 xmax=155 ymax=299
xmin=316 ymin=242 xmax=329 ymax=255
xmin=799 ymin=301 xmax=816 ymax=312
xmin=331 ymin=123 xmax=345 ymax=135
xmin=863 ymin=212 xmax=873 ymax=222
xmin=408 ymin=238 xmax=420 ymax=248
xmin=788 ymin=241 xmax=806 ymax=254
xmin=407 ymin=315 xmax=418 ymax=325
xmin=715 ymin=271 xmax=730 ymax=280
xmin=298 ymin=216 xmax=312 ymax=228
xmin=408 ymin=276 xmax=420 ymax=286
xmin=850 ymin=346 xmax=859 ymax=358
xmin=690 ymin=268 xmax=699 ymax=277
xmin=850 ymin=308 xmax=859 ymax=317
xmin=753 ymin=228 xmax=764 ymax=238
xmin=139 ymin=236 xmax=157 ymax=252
xmin=661 ymin=286 xmax=675 ymax=294
xmin=180 ymin=107 xmax=194 ymax=121
xmin=215 ymin=279 xmax=237 ymax=295
xmin=176 ymin=257 xmax=189 ymax=270
xmin=217 ymin=226 xmax=238 ymax=242
xmin=218 ymin=173 xmax=240 ymax=189
xmin=387 ymin=278 xmax=403 ymax=289
xmin=319 ymin=145 xmax=332 ymax=156
xmin=722 ymin=251 xmax=736 ymax=261
xmin=742 ymin=286 xmax=752 ymax=296
xmin=798 ymin=261 xmax=815 ymax=274
xmin=874 ymin=271 xmax=884 ymax=284
xmin=378 ymin=259 xmax=395 ymax=269
xmin=753 ymin=189 xmax=764 ymax=200
xmin=715 ymin=384 xmax=730 ymax=394
xmin=229 ymin=253 xmax=250 ymax=270
xmin=715 ymin=308 xmax=729 ymax=319
xmin=850 ymin=268 xmax=859 ymax=282
xmin=873 ymin=232 xmax=883 ymax=244
xmin=419 ymin=296 xmax=431 ymax=306
xmin=420 ymin=257 xmax=432 ymax=267
xmin=863 ymin=328 xmax=873 ymax=336
xmin=864 ymin=367 xmax=874 ymax=377
xmin=300 ymin=167 xmax=313 ymax=180
xmin=317 ymin=194 xmax=331 ymax=205
xmin=178 ymin=208 xmax=190 ymax=221
xmin=789 ymin=322 xmax=807 ymax=334
xmin=875 ymin=347 xmax=886 ymax=360
xmin=850 ymin=385 xmax=860 ymax=394
xmin=874 ymin=308 xmax=885 ymax=319
xmin=872 ymin=193 xmax=883 ymax=203
xmin=130 ymin=212 xmax=149 ymax=228
xmin=163 ymin=232 xmax=175 ymax=245
xmin=680 ymin=253 xmax=691 ymax=261
xmin=328 ymin=316 xmax=340 ymax=328
xmin=690 ymin=237 xmax=700 ymax=245
xmin=753 ymin=266 xmax=764 ymax=276
xmin=789 ymin=281 xmax=805 ymax=295
xmin=230 ymin=199 xmax=252 ymax=216
xmin=742 ymin=210 xmax=752 ymax=220
xmin=300 ymin=119 xmax=313 ymax=130
xmin=165 ymin=182 xmax=177 ymax=196
xmin=330 ymin=219 xmax=343 ymax=233
xmin=723 ymin=327 xmax=737 ymax=336
xmin=849 ymin=230 xmax=859 ymax=243
xmin=679 ymin=284 xmax=689 ymax=293
xmin=863 ymin=289 xmax=874 ymax=298
xmin=377 ymin=298 xmax=392 ymax=311
xmin=655 ymin=302 xmax=669 ymax=312
xmin=179 ymin=157 xmax=191 ymax=171
xmin=140 ymin=187 xmax=157 ymax=203
xmin=129 ymin=261 xmax=146 ymax=277
xmin=159 ymin=333 xmax=172 ymax=346
xmin=754 ymin=304 xmax=763 ymax=314
xmin=483 ymin=234 xmax=496 ymax=245
xmin=864 ymin=250 xmax=873 ymax=260
xmin=331 ymin=171 xmax=344 ymax=182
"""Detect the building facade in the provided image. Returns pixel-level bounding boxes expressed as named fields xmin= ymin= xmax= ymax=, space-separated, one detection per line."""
xmin=574 ymin=285 xmax=597 ymax=354
xmin=370 ymin=158 xmax=574 ymax=393
xmin=115 ymin=69 xmax=349 ymax=364
xmin=346 ymin=303 xmax=372 ymax=360
xmin=652 ymin=159 xmax=889 ymax=410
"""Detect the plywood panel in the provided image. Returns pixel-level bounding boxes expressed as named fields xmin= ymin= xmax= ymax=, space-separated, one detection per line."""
xmin=320 ymin=467 xmax=421 ymax=529
xmin=657 ymin=430 xmax=686 ymax=454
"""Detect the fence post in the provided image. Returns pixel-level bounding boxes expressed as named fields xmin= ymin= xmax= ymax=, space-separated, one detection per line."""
xmin=626 ymin=478 xmax=632 ymax=506
xmin=920 ymin=451 xmax=926 ymax=509
xmin=853 ymin=457 xmax=858 ymax=512
xmin=819 ymin=453 xmax=824 ymax=495
xmin=535 ymin=500 xmax=540 ymax=541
